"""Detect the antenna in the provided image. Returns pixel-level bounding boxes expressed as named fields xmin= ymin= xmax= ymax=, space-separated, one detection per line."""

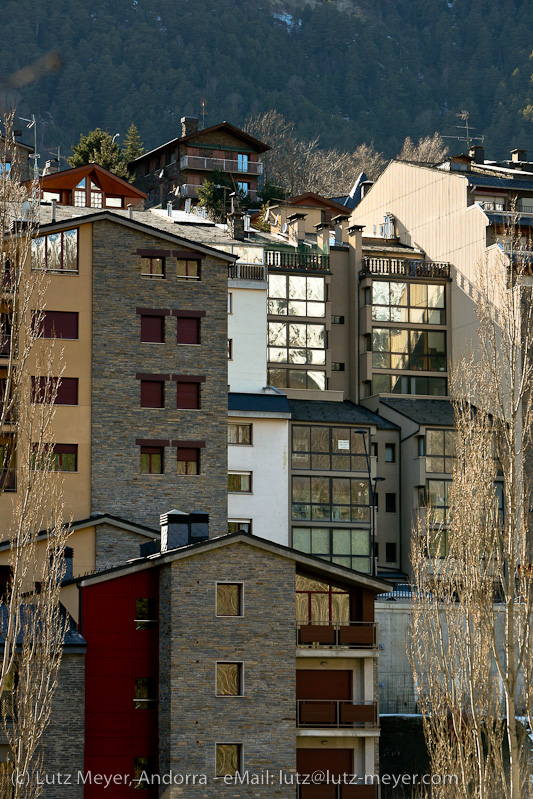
xmin=19 ymin=114 xmax=40 ymax=180
xmin=442 ymin=110 xmax=484 ymax=150
xmin=200 ymin=99 xmax=207 ymax=130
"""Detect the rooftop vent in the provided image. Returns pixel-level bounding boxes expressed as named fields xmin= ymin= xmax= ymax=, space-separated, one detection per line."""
xmin=159 ymin=509 xmax=209 ymax=552
xmin=468 ymin=145 xmax=485 ymax=164
xmin=511 ymin=148 xmax=527 ymax=163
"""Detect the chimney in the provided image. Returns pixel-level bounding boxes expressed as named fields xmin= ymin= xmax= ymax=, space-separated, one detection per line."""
xmin=288 ymin=213 xmax=306 ymax=245
xmin=315 ymin=222 xmax=330 ymax=253
xmin=227 ymin=195 xmax=245 ymax=241
xmin=159 ymin=509 xmax=209 ymax=552
xmin=511 ymin=148 xmax=527 ymax=163
xmin=469 ymin=145 xmax=485 ymax=164
xmin=127 ymin=204 xmax=133 ymax=219
xmin=332 ymin=213 xmax=350 ymax=245
xmin=181 ymin=116 xmax=199 ymax=138
xmin=167 ymin=201 xmax=173 ymax=217
xmin=51 ymin=199 xmax=56 ymax=223
xmin=64 ymin=547 xmax=73 ymax=581
xmin=360 ymin=179 xmax=374 ymax=199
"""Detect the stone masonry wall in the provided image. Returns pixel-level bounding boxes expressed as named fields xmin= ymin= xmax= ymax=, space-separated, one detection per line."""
xmin=90 ymin=220 xmax=228 ymax=533
xmin=158 ymin=542 xmax=297 ymax=798
xmin=94 ymin=522 xmax=157 ymax=570
xmin=41 ymin=652 xmax=85 ymax=798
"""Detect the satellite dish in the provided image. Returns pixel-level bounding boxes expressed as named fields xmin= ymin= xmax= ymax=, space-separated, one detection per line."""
xmin=281 ymin=222 xmax=288 ymax=234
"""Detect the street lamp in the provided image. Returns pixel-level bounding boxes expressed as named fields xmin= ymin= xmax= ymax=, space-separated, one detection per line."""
xmin=112 ymin=133 xmax=120 ymax=144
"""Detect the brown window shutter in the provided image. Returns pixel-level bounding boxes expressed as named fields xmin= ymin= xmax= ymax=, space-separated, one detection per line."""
xmin=176 ymin=382 xmax=200 ymax=409
xmin=141 ymin=315 xmax=165 ymax=343
xmin=56 ymin=378 xmax=78 ymax=405
xmin=141 ymin=380 xmax=164 ymax=408
xmin=177 ymin=317 xmax=200 ymax=345
xmin=42 ymin=311 xmax=79 ymax=339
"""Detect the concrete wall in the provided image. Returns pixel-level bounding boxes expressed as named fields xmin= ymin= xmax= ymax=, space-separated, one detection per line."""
xmin=228 ymin=282 xmax=267 ymax=393
xmin=228 ymin=416 xmax=289 ymax=545
xmin=158 ymin=542 xmax=297 ymax=797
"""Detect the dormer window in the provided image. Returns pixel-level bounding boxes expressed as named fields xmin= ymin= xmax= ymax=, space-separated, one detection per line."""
xmin=73 ymin=177 xmax=103 ymax=207
xmin=90 ymin=181 xmax=102 ymax=208
xmin=74 ymin=179 xmax=86 ymax=207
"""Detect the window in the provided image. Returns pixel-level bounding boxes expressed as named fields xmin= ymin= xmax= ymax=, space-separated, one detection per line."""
xmin=268 ymin=368 xmax=326 ymax=391
xmin=90 ymin=181 xmax=103 ymax=208
xmin=176 ymin=316 xmax=200 ymax=345
xmin=417 ymin=436 xmax=425 ymax=456
xmin=228 ymin=520 xmax=251 ymax=534
xmin=176 ymin=259 xmax=200 ymax=279
xmin=0 ymin=312 xmax=11 ymax=356
xmin=371 ymin=374 xmax=447 ymax=396
xmin=385 ymin=493 xmax=396 ymax=513
xmin=140 ymin=257 xmax=165 ymax=279
xmin=135 ymin=598 xmax=158 ymax=630
xmin=425 ymin=429 xmax=456 ymax=473
xmin=371 ymin=280 xmax=445 ymax=325
xmin=216 ymin=583 xmax=243 ymax=616
xmin=140 ymin=446 xmax=164 ymax=474
xmin=140 ymin=380 xmax=164 ymax=408
xmin=371 ymin=442 xmax=378 ymax=458
xmin=36 ymin=311 xmax=78 ymax=339
xmin=332 ymin=315 xmax=345 ymax=324
xmin=134 ymin=677 xmax=157 ymax=709
xmin=331 ymin=362 xmax=345 ymax=371
xmin=293 ymin=528 xmax=372 ymax=573
xmin=228 ymin=292 xmax=233 ymax=314
xmin=227 ymin=339 xmax=233 ymax=359
xmin=133 ymin=757 xmax=155 ymax=791
xmin=292 ymin=476 xmax=371 ymax=522
xmin=291 ymin=426 xmax=368 ymax=471
xmin=32 ymin=444 xmax=77 ymax=471
xmin=385 ymin=543 xmax=397 ymax=563
xmin=141 ymin=315 xmax=164 ymax=343
xmin=372 ymin=328 xmax=446 ymax=372
xmin=0 ymin=162 xmax=11 ymax=176
xmin=177 ymin=448 xmax=199 ymax=475
xmin=268 ymin=274 xmax=326 ymax=318
xmin=0 ymin=436 xmax=16 ymax=492
xmin=237 ymin=182 xmax=249 ymax=195
xmin=176 ymin=381 xmax=200 ymax=409
xmin=425 ymin=479 xmax=452 ymax=525
xmin=228 ymin=423 xmax=252 ymax=445
xmin=31 ymin=377 xmax=78 ymax=405
xmin=385 ymin=443 xmax=396 ymax=463
xmin=228 ymin=472 xmax=251 ymax=493
xmin=295 ymin=574 xmax=350 ymax=623
xmin=237 ymin=153 xmax=249 ymax=172
xmin=216 ymin=744 xmax=242 ymax=778
xmin=32 ymin=230 xmax=78 ymax=273
xmin=106 ymin=196 xmax=122 ymax=208
xmin=216 ymin=663 xmax=243 ymax=696
xmin=268 ymin=321 xmax=326 ymax=365
xmin=74 ymin=179 xmax=86 ymax=206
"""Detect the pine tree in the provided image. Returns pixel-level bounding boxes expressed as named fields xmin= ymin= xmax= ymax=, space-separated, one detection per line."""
xmin=121 ymin=123 xmax=144 ymax=172
xmin=68 ymin=128 xmax=129 ymax=179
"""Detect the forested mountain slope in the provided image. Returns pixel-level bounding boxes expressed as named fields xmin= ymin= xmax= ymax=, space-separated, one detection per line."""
xmin=2 ymin=0 xmax=532 ymax=160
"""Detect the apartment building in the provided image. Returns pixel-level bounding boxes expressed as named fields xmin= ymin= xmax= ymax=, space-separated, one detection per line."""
xmin=74 ymin=511 xmax=388 ymax=799
xmin=130 ymin=117 xmax=269 ymax=209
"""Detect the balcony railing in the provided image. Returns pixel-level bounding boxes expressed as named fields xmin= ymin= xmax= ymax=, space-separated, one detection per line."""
xmin=266 ymin=251 xmax=330 ymax=271
xmin=361 ymin=257 xmax=450 ymax=279
xmin=298 ymin=784 xmax=378 ymax=798
xmin=180 ymin=155 xmax=263 ymax=175
xmin=296 ymin=620 xmax=377 ymax=649
xmin=180 ymin=184 xmax=200 ymax=198
xmin=228 ymin=262 xmax=267 ymax=281
xmin=297 ymin=699 xmax=378 ymax=728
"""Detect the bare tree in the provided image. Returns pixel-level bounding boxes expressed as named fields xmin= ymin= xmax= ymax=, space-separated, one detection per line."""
xmin=398 ymin=132 xmax=449 ymax=165
xmin=244 ymin=110 xmax=386 ymax=196
xmin=410 ymin=224 xmax=533 ymax=799
xmin=0 ymin=112 xmax=69 ymax=797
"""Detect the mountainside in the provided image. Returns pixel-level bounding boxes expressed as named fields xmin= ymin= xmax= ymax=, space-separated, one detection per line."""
xmin=2 ymin=0 xmax=533 ymax=161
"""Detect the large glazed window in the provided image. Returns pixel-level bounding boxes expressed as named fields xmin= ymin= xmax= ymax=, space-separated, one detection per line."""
xmin=268 ymin=321 xmax=326 ymax=365
xmin=291 ymin=426 xmax=368 ymax=471
xmin=292 ymin=476 xmax=370 ymax=523
xmin=268 ymin=274 xmax=326 ymax=317
xmin=295 ymin=574 xmax=350 ymax=623
xmin=371 ymin=280 xmax=445 ymax=324
xmin=372 ymin=328 xmax=446 ymax=372
xmin=425 ymin=429 xmax=456 ymax=473
xmin=32 ymin=230 xmax=78 ymax=273
xmin=293 ymin=527 xmax=371 ymax=573
xmin=267 ymin=368 xmax=326 ymax=391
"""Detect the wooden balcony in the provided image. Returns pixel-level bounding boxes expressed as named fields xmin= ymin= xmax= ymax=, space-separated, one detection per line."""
xmin=180 ymin=155 xmax=263 ymax=174
xmin=297 ymin=700 xmax=378 ymax=728
xmin=228 ymin=262 xmax=266 ymax=281
xmin=296 ymin=621 xmax=377 ymax=649
xmin=361 ymin=257 xmax=450 ymax=279
xmin=266 ymin=250 xmax=330 ymax=272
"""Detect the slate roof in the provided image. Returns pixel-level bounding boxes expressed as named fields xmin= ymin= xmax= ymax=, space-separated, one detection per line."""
xmin=229 ymin=392 xmax=291 ymax=414
xmin=468 ymin=173 xmax=533 ymax=191
xmin=0 ymin=604 xmax=86 ymax=649
xmin=380 ymin=397 xmax=455 ymax=426
xmin=289 ymin=400 xmax=399 ymax=429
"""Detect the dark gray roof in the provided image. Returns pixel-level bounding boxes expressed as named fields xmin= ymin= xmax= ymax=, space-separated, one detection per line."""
xmin=468 ymin=173 xmax=533 ymax=191
xmin=0 ymin=604 xmax=86 ymax=650
xmin=380 ymin=398 xmax=455 ymax=426
xmin=229 ymin=392 xmax=291 ymax=414
xmin=485 ymin=212 xmax=533 ymax=227
xmin=289 ymin=400 xmax=398 ymax=429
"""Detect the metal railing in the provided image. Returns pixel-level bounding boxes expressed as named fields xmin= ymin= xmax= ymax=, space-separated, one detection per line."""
xmin=361 ymin=257 xmax=450 ymax=279
xmin=296 ymin=620 xmax=377 ymax=648
xmin=228 ymin=262 xmax=267 ymax=281
xmin=179 ymin=184 xmax=200 ymax=198
xmin=180 ymin=155 xmax=263 ymax=175
xmin=266 ymin=251 xmax=330 ymax=271
xmin=297 ymin=699 xmax=378 ymax=728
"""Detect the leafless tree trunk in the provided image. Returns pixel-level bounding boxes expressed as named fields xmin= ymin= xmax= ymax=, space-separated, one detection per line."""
xmin=397 ymin=133 xmax=449 ymax=165
xmin=0 ymin=111 xmax=69 ymax=797
xmin=410 ymin=223 xmax=533 ymax=798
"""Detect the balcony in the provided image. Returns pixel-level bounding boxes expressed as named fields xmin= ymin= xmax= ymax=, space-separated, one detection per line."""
xmin=298 ymin=785 xmax=377 ymax=798
xmin=296 ymin=620 xmax=377 ymax=649
xmin=297 ymin=699 xmax=378 ymax=728
xmin=180 ymin=155 xmax=263 ymax=175
xmin=228 ymin=262 xmax=267 ymax=281
xmin=266 ymin=251 xmax=330 ymax=272
xmin=361 ymin=257 xmax=450 ymax=279
xmin=179 ymin=184 xmax=199 ymax=198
